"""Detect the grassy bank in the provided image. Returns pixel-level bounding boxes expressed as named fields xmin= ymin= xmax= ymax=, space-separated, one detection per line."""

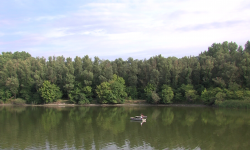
xmin=2 ymin=98 xmax=26 ymax=105
xmin=216 ymin=100 xmax=250 ymax=109
xmin=2 ymin=99 xmax=250 ymax=109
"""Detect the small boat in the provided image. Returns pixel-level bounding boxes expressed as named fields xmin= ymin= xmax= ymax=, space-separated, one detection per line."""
xmin=130 ymin=115 xmax=147 ymax=121
xmin=130 ymin=117 xmax=146 ymax=121
xmin=130 ymin=119 xmax=146 ymax=123
xmin=135 ymin=116 xmax=147 ymax=119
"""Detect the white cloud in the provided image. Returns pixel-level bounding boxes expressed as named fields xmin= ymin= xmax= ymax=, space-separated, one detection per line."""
xmin=43 ymin=28 xmax=73 ymax=38
xmin=1 ymin=0 xmax=249 ymax=60
xmin=35 ymin=15 xmax=65 ymax=21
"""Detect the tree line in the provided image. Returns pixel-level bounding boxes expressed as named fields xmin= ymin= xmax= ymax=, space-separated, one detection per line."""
xmin=0 ymin=40 xmax=250 ymax=105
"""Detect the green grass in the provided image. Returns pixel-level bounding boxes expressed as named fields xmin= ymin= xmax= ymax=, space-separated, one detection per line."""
xmin=5 ymin=98 xmax=26 ymax=105
xmin=216 ymin=100 xmax=250 ymax=109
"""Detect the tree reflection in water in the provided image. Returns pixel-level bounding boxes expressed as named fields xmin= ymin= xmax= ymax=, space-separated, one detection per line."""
xmin=0 ymin=106 xmax=250 ymax=150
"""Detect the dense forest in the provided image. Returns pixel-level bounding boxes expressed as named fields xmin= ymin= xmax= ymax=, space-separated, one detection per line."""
xmin=1 ymin=41 xmax=250 ymax=106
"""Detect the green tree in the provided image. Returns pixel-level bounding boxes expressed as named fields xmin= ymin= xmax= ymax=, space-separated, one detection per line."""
xmin=176 ymin=84 xmax=198 ymax=102
xmin=38 ymin=80 xmax=62 ymax=103
xmin=151 ymin=91 xmax=161 ymax=103
xmin=6 ymin=77 xmax=19 ymax=99
xmin=96 ymin=82 xmax=112 ymax=104
xmin=201 ymin=87 xmax=223 ymax=105
xmin=0 ymin=88 xmax=11 ymax=101
xmin=160 ymin=85 xmax=174 ymax=104
xmin=144 ymin=83 xmax=159 ymax=103
xmin=126 ymin=86 xmax=138 ymax=100
xmin=63 ymin=57 xmax=75 ymax=97
xmin=96 ymin=74 xmax=127 ymax=104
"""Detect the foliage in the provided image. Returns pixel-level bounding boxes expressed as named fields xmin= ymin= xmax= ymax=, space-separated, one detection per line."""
xmin=69 ymin=84 xmax=91 ymax=104
xmin=2 ymin=40 xmax=250 ymax=107
xmin=185 ymin=90 xmax=198 ymax=102
xmin=6 ymin=77 xmax=19 ymax=99
xmin=151 ymin=91 xmax=161 ymax=103
xmin=96 ymin=82 xmax=112 ymax=104
xmin=0 ymin=88 xmax=12 ymax=101
xmin=11 ymin=98 xmax=26 ymax=105
xmin=160 ymin=85 xmax=174 ymax=104
xmin=144 ymin=83 xmax=157 ymax=103
xmin=96 ymin=74 xmax=127 ymax=104
xmin=201 ymin=88 xmax=223 ymax=105
xmin=38 ymin=80 xmax=62 ymax=103
xmin=176 ymin=84 xmax=198 ymax=102
xmin=126 ymin=86 xmax=138 ymax=100
xmin=216 ymin=100 xmax=250 ymax=109
xmin=174 ymin=92 xmax=184 ymax=102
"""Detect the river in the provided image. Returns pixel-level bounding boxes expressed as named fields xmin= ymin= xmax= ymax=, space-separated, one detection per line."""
xmin=0 ymin=106 xmax=249 ymax=150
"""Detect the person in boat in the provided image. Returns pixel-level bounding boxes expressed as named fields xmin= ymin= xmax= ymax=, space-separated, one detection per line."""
xmin=141 ymin=113 xmax=144 ymax=119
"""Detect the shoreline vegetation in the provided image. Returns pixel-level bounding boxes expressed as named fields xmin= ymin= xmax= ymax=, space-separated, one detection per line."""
xmin=0 ymin=99 xmax=208 ymax=107
xmin=1 ymin=41 xmax=250 ymax=109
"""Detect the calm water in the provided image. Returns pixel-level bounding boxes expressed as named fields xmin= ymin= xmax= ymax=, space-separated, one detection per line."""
xmin=0 ymin=106 xmax=250 ymax=150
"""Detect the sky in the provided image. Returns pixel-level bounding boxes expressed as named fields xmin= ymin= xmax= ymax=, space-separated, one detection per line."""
xmin=0 ymin=0 xmax=249 ymax=60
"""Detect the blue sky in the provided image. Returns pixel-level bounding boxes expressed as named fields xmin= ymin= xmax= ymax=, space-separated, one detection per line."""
xmin=0 ymin=0 xmax=249 ymax=60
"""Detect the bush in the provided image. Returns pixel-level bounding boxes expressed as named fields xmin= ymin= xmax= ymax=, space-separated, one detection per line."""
xmin=96 ymin=74 xmax=127 ymax=104
xmin=38 ymin=80 xmax=62 ymax=103
xmin=174 ymin=92 xmax=184 ymax=102
xmin=0 ymin=88 xmax=11 ymax=101
xmin=160 ymin=85 xmax=174 ymax=104
xmin=78 ymin=93 xmax=90 ymax=104
xmin=201 ymin=87 xmax=223 ymax=105
xmin=151 ymin=91 xmax=161 ymax=103
xmin=30 ymin=93 xmax=43 ymax=104
xmin=126 ymin=86 xmax=138 ymax=100
xmin=12 ymin=98 xmax=26 ymax=105
xmin=185 ymin=89 xmax=198 ymax=102
xmin=0 ymin=100 xmax=4 ymax=104
xmin=144 ymin=83 xmax=157 ymax=103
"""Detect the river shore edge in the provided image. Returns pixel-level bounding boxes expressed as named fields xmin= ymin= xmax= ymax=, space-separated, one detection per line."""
xmin=0 ymin=103 xmax=208 ymax=107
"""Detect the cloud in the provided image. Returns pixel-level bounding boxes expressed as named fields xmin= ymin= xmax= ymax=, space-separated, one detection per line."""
xmin=35 ymin=15 xmax=65 ymax=21
xmin=176 ymin=20 xmax=246 ymax=31
xmin=0 ymin=0 xmax=250 ymax=60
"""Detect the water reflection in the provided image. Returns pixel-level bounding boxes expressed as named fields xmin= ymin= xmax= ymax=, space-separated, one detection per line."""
xmin=0 ymin=106 xmax=250 ymax=150
xmin=130 ymin=119 xmax=146 ymax=126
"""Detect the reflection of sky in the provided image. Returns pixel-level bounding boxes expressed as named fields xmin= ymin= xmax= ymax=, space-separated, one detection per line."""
xmin=0 ymin=0 xmax=249 ymax=60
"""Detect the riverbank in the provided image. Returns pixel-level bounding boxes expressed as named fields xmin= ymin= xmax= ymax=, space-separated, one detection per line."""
xmin=0 ymin=99 xmax=208 ymax=107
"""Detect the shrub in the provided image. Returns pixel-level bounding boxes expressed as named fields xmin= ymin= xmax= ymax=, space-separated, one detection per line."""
xmin=96 ymin=74 xmax=127 ymax=104
xmin=0 ymin=88 xmax=11 ymax=101
xmin=78 ymin=93 xmax=90 ymax=104
xmin=160 ymin=85 xmax=174 ymax=104
xmin=174 ymin=92 xmax=184 ymax=102
xmin=185 ymin=89 xmax=198 ymax=102
xmin=38 ymin=80 xmax=62 ymax=103
xmin=151 ymin=91 xmax=161 ymax=103
xmin=201 ymin=87 xmax=223 ymax=105
xmin=12 ymin=98 xmax=26 ymax=105
xmin=126 ymin=86 xmax=138 ymax=100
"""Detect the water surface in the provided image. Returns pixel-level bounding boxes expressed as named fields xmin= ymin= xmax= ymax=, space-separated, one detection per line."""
xmin=0 ymin=106 xmax=249 ymax=150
